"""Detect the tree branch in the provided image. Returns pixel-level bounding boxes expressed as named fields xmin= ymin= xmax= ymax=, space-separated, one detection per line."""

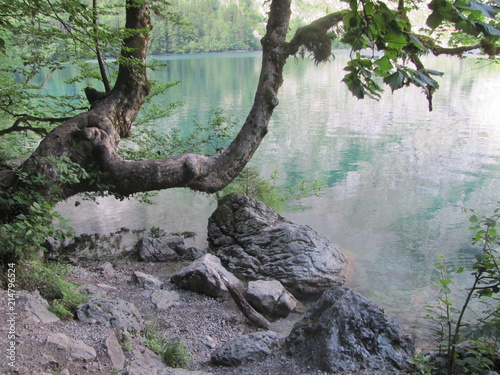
xmin=286 ymin=11 xmax=347 ymax=63
xmin=431 ymin=44 xmax=482 ymax=56
xmin=0 ymin=116 xmax=70 ymax=137
xmin=93 ymin=0 xmax=112 ymax=92
xmin=18 ymin=0 xmax=295 ymax=200
xmin=84 ymin=0 xmax=294 ymax=196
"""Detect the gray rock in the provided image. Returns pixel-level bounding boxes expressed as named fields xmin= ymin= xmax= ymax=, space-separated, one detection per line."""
xmin=131 ymin=271 xmax=164 ymax=290
xmin=48 ymin=229 xmax=143 ymax=261
xmin=77 ymin=283 xmax=107 ymax=300
xmin=184 ymin=246 xmax=207 ymax=260
xmin=77 ymin=298 xmax=143 ymax=333
xmin=171 ymin=254 xmax=244 ymax=301
xmin=151 ymin=290 xmax=180 ymax=311
xmin=286 ymin=287 xmax=415 ymax=373
xmin=207 ymin=194 xmax=348 ymax=299
xmin=127 ymin=345 xmax=212 ymax=375
xmin=17 ymin=290 xmax=60 ymax=324
xmin=45 ymin=333 xmax=96 ymax=361
xmin=246 ymin=280 xmax=304 ymax=321
xmin=211 ymin=331 xmax=284 ymax=366
xmin=97 ymin=262 xmax=115 ymax=277
xmin=127 ymin=345 xmax=168 ymax=375
xmin=138 ymin=236 xmax=188 ymax=262
xmin=106 ymin=332 xmax=125 ymax=370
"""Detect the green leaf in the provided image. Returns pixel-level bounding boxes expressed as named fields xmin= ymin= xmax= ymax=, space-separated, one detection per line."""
xmin=427 ymin=11 xmax=444 ymax=29
xmin=414 ymin=71 xmax=439 ymax=88
xmin=469 ymin=214 xmax=479 ymax=223
xmin=440 ymin=279 xmax=452 ymax=285
xmin=383 ymin=71 xmax=406 ymax=92
xmin=408 ymin=34 xmax=427 ymax=51
xmin=423 ymin=69 xmax=445 ymax=77
xmin=475 ymin=21 xmax=500 ymax=36
xmin=374 ymin=56 xmax=393 ymax=72
xmin=363 ymin=1 xmax=375 ymax=15
xmin=458 ymin=1 xmax=498 ymax=18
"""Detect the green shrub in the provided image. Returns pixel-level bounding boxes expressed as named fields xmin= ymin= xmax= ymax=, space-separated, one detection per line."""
xmin=220 ymin=166 xmax=325 ymax=212
xmin=220 ymin=167 xmax=286 ymax=211
xmin=0 ymin=156 xmax=81 ymax=264
xmin=18 ymin=261 xmax=89 ymax=320
xmin=422 ymin=203 xmax=500 ymax=375
xmin=144 ymin=321 xmax=191 ymax=369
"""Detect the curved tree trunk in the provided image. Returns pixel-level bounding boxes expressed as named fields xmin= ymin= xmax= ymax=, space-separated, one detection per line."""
xmin=18 ymin=0 xmax=292 ymax=201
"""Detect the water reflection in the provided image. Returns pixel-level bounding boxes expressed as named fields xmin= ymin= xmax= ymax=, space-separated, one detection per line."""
xmin=55 ymin=51 xmax=500 ymax=345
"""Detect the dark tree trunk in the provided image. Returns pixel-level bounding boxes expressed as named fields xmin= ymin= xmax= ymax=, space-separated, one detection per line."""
xmin=15 ymin=0 xmax=293 ymax=202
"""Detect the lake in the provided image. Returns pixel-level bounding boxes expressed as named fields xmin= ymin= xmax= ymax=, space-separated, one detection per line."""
xmin=55 ymin=51 xmax=500 ymax=345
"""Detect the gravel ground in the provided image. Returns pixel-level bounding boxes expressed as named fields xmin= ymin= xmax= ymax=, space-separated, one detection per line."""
xmin=0 ymin=259 xmax=353 ymax=375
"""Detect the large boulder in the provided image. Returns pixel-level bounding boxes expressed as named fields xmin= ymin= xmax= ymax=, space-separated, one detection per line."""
xmin=207 ymin=194 xmax=347 ymax=299
xmin=170 ymin=254 xmax=244 ymax=301
xmin=286 ymin=287 xmax=415 ymax=374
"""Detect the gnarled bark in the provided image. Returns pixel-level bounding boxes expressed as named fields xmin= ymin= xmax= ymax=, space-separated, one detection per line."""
xmin=16 ymin=0 xmax=293 ymax=200
xmin=4 ymin=0 xmax=494 ymax=204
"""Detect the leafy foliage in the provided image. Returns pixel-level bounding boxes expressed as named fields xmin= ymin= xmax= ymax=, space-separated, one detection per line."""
xmin=422 ymin=204 xmax=500 ymax=375
xmin=339 ymin=0 xmax=500 ymax=110
xmin=220 ymin=167 xmax=325 ymax=212
xmin=149 ymin=0 xmax=262 ymax=54
xmin=0 ymin=156 xmax=87 ymax=263
xmin=17 ymin=261 xmax=89 ymax=320
xmin=118 ymin=108 xmax=239 ymax=160
xmin=144 ymin=319 xmax=191 ymax=369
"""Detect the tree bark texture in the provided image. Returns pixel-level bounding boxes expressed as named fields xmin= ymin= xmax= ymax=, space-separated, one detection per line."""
xmin=16 ymin=0 xmax=293 ymax=201
xmin=6 ymin=0 xmax=489 ymax=203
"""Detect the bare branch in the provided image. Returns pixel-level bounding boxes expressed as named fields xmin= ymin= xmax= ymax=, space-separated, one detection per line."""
xmin=0 ymin=116 xmax=70 ymax=137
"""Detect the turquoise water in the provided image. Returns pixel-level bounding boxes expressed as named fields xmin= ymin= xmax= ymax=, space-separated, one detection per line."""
xmin=55 ymin=51 xmax=500 ymax=344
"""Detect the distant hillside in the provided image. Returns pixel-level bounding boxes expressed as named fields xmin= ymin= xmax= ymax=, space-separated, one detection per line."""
xmin=148 ymin=0 xmax=348 ymax=55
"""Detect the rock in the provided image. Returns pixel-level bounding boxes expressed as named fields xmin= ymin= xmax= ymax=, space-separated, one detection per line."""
xmin=286 ymin=287 xmax=415 ymax=374
xmin=207 ymin=194 xmax=348 ymax=299
xmin=97 ymin=262 xmax=114 ymax=277
xmin=77 ymin=284 xmax=107 ymax=300
xmin=211 ymin=331 xmax=284 ymax=366
xmin=127 ymin=345 xmax=213 ymax=375
xmin=200 ymin=335 xmax=216 ymax=350
xmin=77 ymin=298 xmax=143 ymax=333
xmin=183 ymin=246 xmax=207 ymax=260
xmin=151 ymin=290 xmax=180 ymax=311
xmin=131 ymin=271 xmax=164 ymax=290
xmin=47 ymin=229 xmax=143 ymax=261
xmin=45 ymin=333 xmax=96 ymax=361
xmin=245 ymin=280 xmax=304 ymax=321
xmin=138 ymin=236 xmax=194 ymax=262
xmin=127 ymin=345 xmax=168 ymax=375
xmin=106 ymin=332 xmax=125 ymax=370
xmin=171 ymin=254 xmax=244 ymax=301
xmin=17 ymin=290 xmax=60 ymax=324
